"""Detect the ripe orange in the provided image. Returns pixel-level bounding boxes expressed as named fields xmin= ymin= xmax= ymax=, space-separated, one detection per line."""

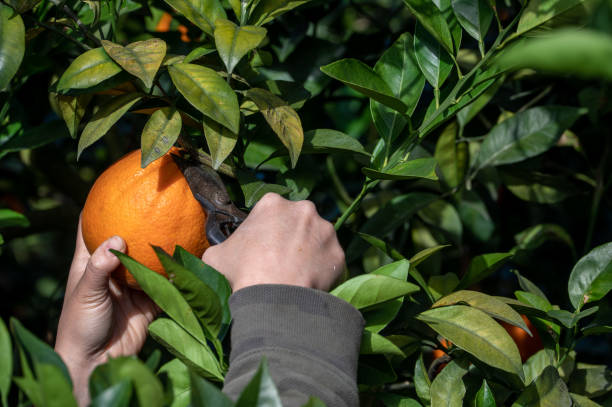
xmin=81 ymin=148 xmax=209 ymax=289
xmin=500 ymin=314 xmax=543 ymax=362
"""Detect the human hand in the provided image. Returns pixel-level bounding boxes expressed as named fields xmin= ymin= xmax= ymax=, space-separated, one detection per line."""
xmin=202 ymin=193 xmax=345 ymax=292
xmin=55 ymin=218 xmax=158 ymax=406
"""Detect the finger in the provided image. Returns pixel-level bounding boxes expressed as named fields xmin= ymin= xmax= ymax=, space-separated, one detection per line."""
xmin=77 ymin=236 xmax=126 ymax=298
xmin=66 ymin=217 xmax=91 ymax=298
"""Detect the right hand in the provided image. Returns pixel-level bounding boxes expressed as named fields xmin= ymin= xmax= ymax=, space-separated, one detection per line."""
xmin=202 ymin=193 xmax=345 ymax=292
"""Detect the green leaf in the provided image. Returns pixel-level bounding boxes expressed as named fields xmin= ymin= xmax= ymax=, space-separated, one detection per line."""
xmin=456 ymin=78 xmax=503 ymax=128
xmin=0 ymin=5 xmax=24 ymax=91
xmin=456 ymin=190 xmax=494 ymax=242
xmin=235 ymin=360 xmax=282 ymax=407
xmin=418 ymin=199 xmax=462 ymax=244
xmin=403 ymin=0 xmax=454 ymax=53
xmin=0 ymin=121 xmax=70 ymax=160
xmin=248 ymin=0 xmax=311 ymax=25
xmin=161 ymin=0 xmax=226 ymax=35
xmin=359 ymin=235 xmax=405 ymax=261
xmin=377 ymin=394 xmax=421 ymax=407
xmin=148 ymin=318 xmax=224 ymax=381
xmin=414 ymin=353 xmax=431 ymax=405
xmin=246 ymin=88 xmax=303 ymax=168
xmin=35 ymin=364 xmax=77 ymax=407
xmin=428 ymin=273 xmax=460 ymax=300
xmin=410 ymin=245 xmax=450 ymax=267
xmin=169 ymin=63 xmax=239 ymax=134
xmin=78 ymin=93 xmax=142 ymax=159
xmin=513 ymin=366 xmax=571 ymax=406
xmin=184 ymin=46 xmax=216 ymax=64
xmin=300 ymin=397 xmax=327 ymax=407
xmin=57 ymin=94 xmax=93 ymax=139
xmin=515 ymin=291 xmax=552 ymax=312
xmin=140 ymin=107 xmax=182 ymax=168
xmin=320 ymin=59 xmax=408 ymax=113
xmin=414 ymin=22 xmax=453 ymax=90
xmin=497 ymin=29 xmax=612 ymax=82
xmin=547 ymin=307 xmax=598 ymax=329
xmin=90 ymin=380 xmax=132 ymax=407
xmin=363 ymin=158 xmax=438 ymax=181
xmin=111 ymin=250 xmax=207 ymax=345
xmin=430 ymin=360 xmax=469 ymax=407
xmin=237 ymin=170 xmax=291 ymax=208
xmin=190 ymin=370 xmax=233 ymax=407
xmin=568 ymin=364 xmax=612 ymax=398
xmin=371 ymin=32 xmax=425 ymax=142
xmin=435 ymin=121 xmax=468 ymax=189
xmin=568 ymin=242 xmax=612 ymax=310
xmin=90 ymin=357 xmax=163 ymax=407
xmin=451 ymin=0 xmax=493 ymax=42
xmin=0 ymin=319 xmax=11 ymax=407
xmin=0 ymin=209 xmax=29 ymax=229
xmin=523 ymin=349 xmax=555 ymax=386
xmin=214 ymin=19 xmax=266 ymax=74
xmin=513 ymin=224 xmax=574 ymax=254
xmin=4 ymin=0 xmax=41 ymax=14
xmin=456 ymin=252 xmax=512 ymax=289
xmin=513 ymin=270 xmax=549 ymax=301
xmin=570 ymin=393 xmax=604 ymax=407
xmin=203 ymin=117 xmax=238 ymax=170
xmin=302 ymin=129 xmax=369 ymax=156
xmin=360 ymin=331 xmax=405 ymax=357
xmin=57 ymin=48 xmax=122 ymax=92
xmin=10 ymin=318 xmax=72 ymax=385
xmin=472 ymin=106 xmax=584 ymax=174
xmin=434 ymin=290 xmax=532 ymax=335
xmin=502 ymin=170 xmax=582 ymax=204
xmin=516 ymin=0 xmax=589 ymax=36
xmin=475 ymin=380 xmax=497 ymax=407
xmin=331 ymin=274 xmax=420 ymax=310
xmin=102 ymin=39 xmax=166 ymax=89
xmin=13 ymin=377 xmax=41 ymax=406
xmin=417 ymin=305 xmax=524 ymax=379
xmin=154 ymin=246 xmax=223 ymax=337
xmin=158 ymin=359 xmax=190 ymax=407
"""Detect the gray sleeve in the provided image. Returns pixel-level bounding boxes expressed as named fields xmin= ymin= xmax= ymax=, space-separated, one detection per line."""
xmin=222 ymin=284 xmax=365 ymax=407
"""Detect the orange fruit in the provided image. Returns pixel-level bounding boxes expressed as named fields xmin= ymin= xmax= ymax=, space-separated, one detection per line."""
xmin=81 ymin=148 xmax=209 ymax=289
xmin=500 ymin=314 xmax=543 ymax=362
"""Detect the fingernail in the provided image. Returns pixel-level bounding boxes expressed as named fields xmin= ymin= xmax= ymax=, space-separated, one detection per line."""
xmin=107 ymin=235 xmax=126 ymax=252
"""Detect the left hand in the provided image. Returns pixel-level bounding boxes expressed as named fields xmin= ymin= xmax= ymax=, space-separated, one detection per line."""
xmin=55 ymin=217 xmax=158 ymax=406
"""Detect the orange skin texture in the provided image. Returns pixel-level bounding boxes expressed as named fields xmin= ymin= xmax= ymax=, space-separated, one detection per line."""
xmin=500 ymin=314 xmax=543 ymax=362
xmin=81 ymin=149 xmax=209 ymax=289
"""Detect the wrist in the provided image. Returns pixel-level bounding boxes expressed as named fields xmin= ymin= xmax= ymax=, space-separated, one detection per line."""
xmin=55 ymin=343 xmax=102 ymax=406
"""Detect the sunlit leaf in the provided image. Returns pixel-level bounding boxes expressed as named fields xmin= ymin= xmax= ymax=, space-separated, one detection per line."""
xmin=516 ymin=0 xmax=589 ymax=36
xmin=102 ymin=39 xmax=167 ymax=88
xmin=140 ymin=107 xmax=182 ymax=168
xmin=363 ymin=158 xmax=438 ymax=181
xmin=331 ymin=274 xmax=419 ymax=310
xmin=235 ymin=360 xmax=282 ymax=407
xmin=57 ymin=94 xmax=93 ymax=139
xmin=190 ymin=370 xmax=233 ymax=407
xmin=568 ymin=363 xmax=612 ymax=398
xmin=248 ymin=0 xmax=311 ymax=25
xmin=78 ymin=94 xmax=142 ymax=159
xmin=57 ymin=48 xmax=122 ymax=92
xmin=169 ymin=63 xmax=239 ymax=133
xmin=457 ymin=252 xmax=512 ymax=289
xmin=202 ymin=117 xmax=238 ymax=170
xmin=0 ymin=209 xmax=29 ymax=229
xmin=90 ymin=380 xmax=132 ymax=407
xmin=0 ymin=5 xmax=25 ymax=91
xmin=568 ymin=242 xmax=612 ymax=310
xmin=161 ymin=0 xmax=226 ymax=35
xmin=513 ymin=366 xmax=571 ymax=406
xmin=360 ymin=331 xmax=405 ymax=357
xmin=214 ymin=19 xmax=266 ymax=74
xmin=302 ymin=129 xmax=369 ymax=156
xmin=430 ymin=360 xmax=469 ymax=406
xmin=158 ymin=359 xmax=190 ymax=407
xmin=37 ymin=364 xmax=78 ymax=407
xmin=246 ymin=88 xmax=303 ymax=167
xmin=237 ymin=170 xmax=291 ymax=208
xmin=0 ymin=319 xmax=11 ymax=407
xmin=475 ymin=380 xmax=496 ymax=407
xmin=403 ymin=0 xmax=454 ymax=53
xmin=410 ymin=245 xmax=450 ymax=267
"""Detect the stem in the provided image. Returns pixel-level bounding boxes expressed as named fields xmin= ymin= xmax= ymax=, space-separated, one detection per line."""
xmin=334 ymin=182 xmax=371 ymax=231
xmin=478 ymin=39 xmax=485 ymax=58
xmin=434 ymin=87 xmax=440 ymax=109
xmin=26 ymin=16 xmax=91 ymax=51
xmin=50 ymin=0 xmax=101 ymax=46
xmin=326 ymin=156 xmax=353 ymax=206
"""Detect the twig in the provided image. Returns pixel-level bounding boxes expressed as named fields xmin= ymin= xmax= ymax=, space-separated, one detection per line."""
xmin=25 ymin=16 xmax=91 ymax=51
xmin=517 ymin=85 xmax=553 ymax=112
xmin=50 ymin=0 xmax=101 ymax=46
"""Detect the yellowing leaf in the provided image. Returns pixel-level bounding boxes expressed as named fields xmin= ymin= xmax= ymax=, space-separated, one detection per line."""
xmin=140 ymin=108 xmax=182 ymax=168
xmin=102 ymin=39 xmax=167 ymax=88
xmin=162 ymin=0 xmax=226 ymax=35
xmin=214 ymin=19 xmax=267 ymax=74
xmin=57 ymin=48 xmax=122 ymax=92
xmin=246 ymin=88 xmax=303 ymax=168
xmin=57 ymin=94 xmax=93 ymax=139
xmin=203 ymin=118 xmax=238 ymax=170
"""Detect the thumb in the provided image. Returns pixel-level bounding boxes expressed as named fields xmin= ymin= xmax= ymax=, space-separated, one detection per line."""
xmin=79 ymin=236 xmax=126 ymax=296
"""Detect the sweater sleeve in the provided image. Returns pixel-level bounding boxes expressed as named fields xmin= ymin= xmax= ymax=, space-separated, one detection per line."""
xmin=222 ymin=284 xmax=365 ymax=407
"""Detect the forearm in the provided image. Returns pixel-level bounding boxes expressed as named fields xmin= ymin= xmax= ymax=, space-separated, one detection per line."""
xmin=222 ymin=285 xmax=364 ymax=407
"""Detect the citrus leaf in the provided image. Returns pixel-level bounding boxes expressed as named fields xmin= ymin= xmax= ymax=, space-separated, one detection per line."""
xmin=214 ymin=19 xmax=266 ymax=74
xmin=472 ymin=106 xmax=584 ymax=174
xmin=78 ymin=93 xmax=142 ymax=159
xmin=430 ymin=360 xmax=469 ymax=407
xmin=161 ymin=0 xmax=226 ymax=35
xmin=57 ymin=48 xmax=122 ymax=92
xmin=456 ymin=252 xmax=512 ymax=289
xmin=111 ymin=250 xmax=208 ymax=345
xmin=169 ymin=63 xmax=239 ymax=134
xmin=417 ymin=305 xmax=524 ymax=379
xmin=513 ymin=223 xmax=574 ymax=254
xmin=235 ymin=360 xmax=282 ymax=407
xmin=516 ymin=0 xmax=589 ymax=36
xmin=568 ymin=364 xmax=612 ymax=398
xmin=331 ymin=274 xmax=420 ymax=310
xmin=0 ymin=209 xmax=29 ymax=228
xmin=360 ymin=331 xmax=405 ymax=357
xmin=57 ymin=94 xmax=93 ymax=139
xmin=320 ymin=59 xmax=408 ymax=113
xmin=0 ymin=4 xmax=24 ymax=91
xmin=0 ymin=318 xmax=11 ymax=407
xmin=37 ymin=364 xmax=78 ymax=407
xmin=435 ymin=121 xmax=467 ymax=189
xmin=434 ymin=290 xmax=532 ymax=335
xmin=568 ymin=242 xmax=612 ymax=310
xmin=157 ymin=359 xmax=190 ymax=407
xmin=410 ymin=244 xmax=450 ymax=267
xmin=451 ymin=0 xmax=493 ymax=42
xmin=248 ymin=0 xmax=311 ymax=25
xmin=302 ymin=129 xmax=369 ymax=156
xmin=4 ymin=0 xmax=41 ymax=14
xmin=148 ymin=318 xmax=224 ymax=381
xmin=362 ymin=157 xmax=438 ymax=181
xmin=140 ymin=107 xmax=182 ymax=168
xmin=513 ymin=269 xmax=549 ymax=301
xmin=358 ymin=233 xmax=405 ymax=261
xmin=203 ymin=117 xmax=238 ymax=170
xmin=414 ymin=353 xmax=431 ymax=405
xmin=475 ymin=380 xmax=497 ymax=407
xmin=90 ymin=380 xmax=132 ymax=407
xmin=414 ymin=22 xmax=453 ymax=90
xmin=246 ymin=88 xmax=303 ymax=168
xmin=154 ymin=246 xmax=223 ymax=337
xmin=237 ymin=170 xmax=291 ymax=208
xmin=13 ymin=377 xmax=41 ymax=406
xmin=570 ymin=393 xmax=603 ymax=407
xmin=190 ymin=370 xmax=233 ymax=407
xmin=102 ymin=39 xmax=167 ymax=88
xmin=184 ymin=46 xmax=216 ymax=64
xmin=513 ymin=366 xmax=571 ymax=406
xmin=403 ymin=0 xmax=454 ymax=53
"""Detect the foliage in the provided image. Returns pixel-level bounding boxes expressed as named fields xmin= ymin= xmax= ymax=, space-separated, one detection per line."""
xmin=1 ymin=0 xmax=612 ymax=404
